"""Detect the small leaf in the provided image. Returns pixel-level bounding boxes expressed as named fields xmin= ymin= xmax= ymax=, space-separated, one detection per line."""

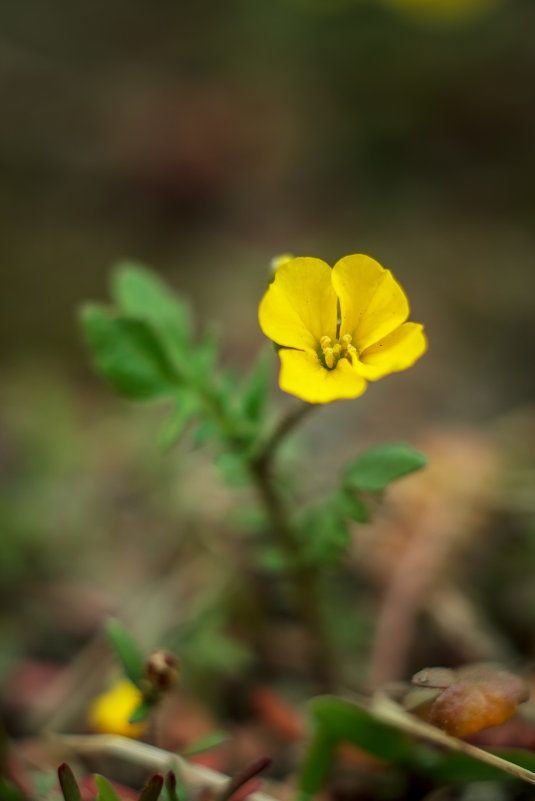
xmin=138 ymin=774 xmax=164 ymax=801
xmin=112 ymin=263 xmax=191 ymax=351
xmin=163 ymin=772 xmax=180 ymax=801
xmin=181 ymin=731 xmax=229 ymax=756
xmin=94 ymin=775 xmax=122 ymax=801
xmin=241 ymin=352 xmax=272 ymax=424
xmin=193 ymin=331 xmax=219 ymax=377
xmin=333 ymin=489 xmax=369 ymax=524
xmin=299 ymin=505 xmax=349 ymax=565
xmin=0 ymin=779 xmax=24 ymax=801
xmin=158 ymin=392 xmax=199 ymax=449
xmin=162 ymin=770 xmax=189 ymax=801
xmin=344 ymin=443 xmax=427 ymax=492
xmin=297 ymin=730 xmax=337 ymax=801
xmin=229 ymin=505 xmax=268 ymax=535
xmin=192 ymin=419 xmax=218 ymax=447
xmin=310 ymin=697 xmax=415 ymax=764
xmin=58 ymin=764 xmax=82 ymax=801
xmin=81 ymin=307 xmax=180 ymax=400
xmin=105 ymin=619 xmax=145 ymax=688
xmin=129 ymin=699 xmax=155 ymax=724
xmin=300 ymin=694 xmax=535 ymax=795
xmin=215 ymin=452 xmax=251 ymax=488
xmin=257 ymin=545 xmax=289 ymax=573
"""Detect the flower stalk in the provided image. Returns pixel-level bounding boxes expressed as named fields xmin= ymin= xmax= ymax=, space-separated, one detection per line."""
xmin=250 ymin=404 xmax=336 ymax=690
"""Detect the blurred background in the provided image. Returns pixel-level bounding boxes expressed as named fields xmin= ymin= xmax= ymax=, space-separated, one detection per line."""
xmin=2 ymin=0 xmax=535 ymax=783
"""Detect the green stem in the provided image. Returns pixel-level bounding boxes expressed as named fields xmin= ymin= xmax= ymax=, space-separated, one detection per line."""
xmin=250 ymin=403 xmax=336 ymax=690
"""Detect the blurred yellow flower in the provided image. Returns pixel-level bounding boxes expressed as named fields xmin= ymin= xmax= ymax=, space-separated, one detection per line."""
xmin=88 ymin=679 xmax=146 ymax=738
xmin=259 ymin=254 xmax=426 ymax=404
xmin=381 ymin=0 xmax=503 ymax=25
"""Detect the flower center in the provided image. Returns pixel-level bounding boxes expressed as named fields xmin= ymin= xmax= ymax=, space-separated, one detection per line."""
xmin=319 ymin=334 xmax=358 ymax=370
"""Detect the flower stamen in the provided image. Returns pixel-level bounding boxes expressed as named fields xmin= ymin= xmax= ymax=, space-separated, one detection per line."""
xmin=341 ymin=333 xmax=357 ymax=362
xmin=323 ymin=347 xmax=335 ymax=368
xmin=320 ymin=333 xmax=358 ymax=370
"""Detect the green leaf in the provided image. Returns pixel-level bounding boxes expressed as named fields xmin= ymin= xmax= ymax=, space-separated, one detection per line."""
xmin=194 ymin=331 xmax=219 ymax=377
xmin=58 ymin=764 xmax=82 ymax=801
xmin=257 ymin=545 xmax=289 ymax=573
xmin=138 ymin=774 xmax=164 ymax=801
xmin=241 ymin=352 xmax=272 ymax=424
xmin=181 ymin=731 xmax=229 ymax=756
xmin=81 ymin=306 xmax=180 ymax=400
xmin=94 ymin=775 xmax=121 ymax=801
xmin=129 ymin=699 xmax=155 ymax=724
xmin=333 ymin=489 xmax=370 ymax=524
xmin=424 ymin=750 xmax=535 ymax=783
xmin=297 ymin=730 xmax=337 ymax=801
xmin=215 ymin=452 xmax=251 ymax=487
xmin=0 ymin=779 xmax=24 ymax=801
xmin=162 ymin=771 xmax=184 ymax=801
xmin=344 ymin=443 xmax=427 ymax=492
xmin=105 ymin=619 xmax=145 ymax=688
xmin=192 ymin=419 xmax=218 ymax=447
xmin=298 ymin=695 xmax=535 ymax=799
xmin=310 ymin=697 xmax=415 ymax=764
xmin=158 ymin=392 xmax=199 ymax=449
xmin=299 ymin=505 xmax=350 ymax=565
xmin=229 ymin=505 xmax=268 ymax=534
xmin=112 ymin=263 xmax=191 ymax=351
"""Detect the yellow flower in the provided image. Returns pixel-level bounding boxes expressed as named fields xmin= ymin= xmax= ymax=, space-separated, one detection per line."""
xmin=258 ymin=254 xmax=426 ymax=404
xmin=88 ymin=679 xmax=146 ymax=738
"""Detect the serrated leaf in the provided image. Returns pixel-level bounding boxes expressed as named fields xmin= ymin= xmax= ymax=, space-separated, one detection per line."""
xmin=81 ymin=307 xmax=180 ymax=400
xmin=58 ymin=764 xmax=82 ymax=801
xmin=105 ymin=619 xmax=145 ymax=688
xmin=181 ymin=731 xmax=229 ymax=756
xmin=138 ymin=774 xmax=164 ymax=801
xmin=94 ymin=775 xmax=121 ymax=801
xmin=112 ymin=263 xmax=191 ymax=351
xmin=344 ymin=443 xmax=427 ymax=492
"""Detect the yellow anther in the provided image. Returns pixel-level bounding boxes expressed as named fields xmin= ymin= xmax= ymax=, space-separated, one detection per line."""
xmin=320 ymin=332 xmax=358 ymax=369
xmin=324 ymin=347 xmax=335 ymax=369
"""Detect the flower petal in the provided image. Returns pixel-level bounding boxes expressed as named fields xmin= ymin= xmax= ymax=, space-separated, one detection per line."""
xmin=332 ymin=254 xmax=410 ymax=351
xmin=258 ymin=257 xmax=337 ymax=351
xmin=355 ymin=322 xmax=427 ymax=380
xmin=278 ymin=348 xmax=367 ymax=404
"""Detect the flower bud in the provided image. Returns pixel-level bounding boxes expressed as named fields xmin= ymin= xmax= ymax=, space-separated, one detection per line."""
xmin=144 ymin=650 xmax=180 ymax=693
